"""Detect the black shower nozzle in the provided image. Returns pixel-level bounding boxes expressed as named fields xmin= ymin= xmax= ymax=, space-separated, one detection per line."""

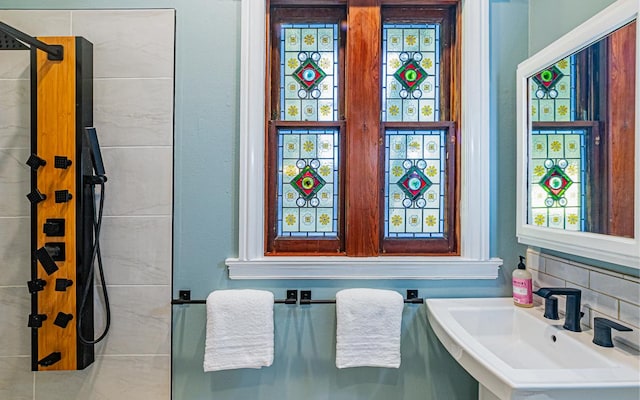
xmin=54 ymin=190 xmax=72 ymax=203
xmin=35 ymin=247 xmax=59 ymax=275
xmin=27 ymin=279 xmax=47 ymax=294
xmin=55 ymin=279 xmax=73 ymax=292
xmin=26 ymin=154 xmax=46 ymax=170
xmin=26 ymin=189 xmax=47 ymax=204
xmin=53 ymin=312 xmax=73 ymax=328
xmin=54 ymin=156 xmax=72 ymax=169
xmin=38 ymin=352 xmax=62 ymax=367
xmin=28 ymin=313 xmax=47 ymax=328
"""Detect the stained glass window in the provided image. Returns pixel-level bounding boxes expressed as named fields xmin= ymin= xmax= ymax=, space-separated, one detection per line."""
xmin=280 ymin=23 xmax=339 ymax=121
xmin=530 ymin=56 xmax=575 ymax=122
xmin=529 ymin=128 xmax=586 ymax=231
xmin=382 ymin=24 xmax=440 ymax=122
xmin=277 ymin=128 xmax=339 ymax=237
xmin=384 ymin=129 xmax=446 ymax=238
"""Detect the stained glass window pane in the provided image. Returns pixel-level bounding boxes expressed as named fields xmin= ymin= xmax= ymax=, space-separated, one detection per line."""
xmin=530 ymin=56 xmax=575 ymax=122
xmin=382 ymin=24 xmax=440 ymax=122
xmin=280 ymin=23 xmax=339 ymax=121
xmin=529 ymin=128 xmax=586 ymax=231
xmin=277 ymin=128 xmax=339 ymax=237
xmin=384 ymin=129 xmax=446 ymax=238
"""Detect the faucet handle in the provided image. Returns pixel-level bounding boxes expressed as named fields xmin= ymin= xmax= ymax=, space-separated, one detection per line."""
xmin=592 ymin=317 xmax=633 ymax=347
xmin=542 ymin=296 xmax=559 ymax=320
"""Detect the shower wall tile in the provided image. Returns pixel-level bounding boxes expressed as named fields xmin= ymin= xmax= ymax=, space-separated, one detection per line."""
xmin=0 ymin=148 xmax=30 ymax=217
xmin=34 ymin=355 xmax=170 ymax=400
xmin=0 ymin=217 xmax=30 ymax=286
xmin=71 ymin=9 xmax=175 ymax=79
xmin=0 ymin=79 xmax=30 ymax=149
xmin=0 ymin=10 xmax=173 ymax=400
xmin=0 ymin=287 xmax=31 ymax=356
xmin=100 ymin=146 xmax=172 ymax=216
xmin=100 ymin=216 xmax=172 ymax=285
xmin=93 ymin=286 xmax=171 ymax=355
xmin=0 ymin=357 xmax=33 ymax=400
xmin=0 ymin=10 xmax=71 ymax=79
xmin=93 ymin=78 xmax=174 ymax=147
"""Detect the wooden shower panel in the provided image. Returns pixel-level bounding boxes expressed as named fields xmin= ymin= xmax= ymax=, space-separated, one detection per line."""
xmin=31 ymin=36 xmax=94 ymax=371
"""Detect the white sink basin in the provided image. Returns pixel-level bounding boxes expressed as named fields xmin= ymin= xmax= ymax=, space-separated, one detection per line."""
xmin=426 ymin=297 xmax=640 ymax=400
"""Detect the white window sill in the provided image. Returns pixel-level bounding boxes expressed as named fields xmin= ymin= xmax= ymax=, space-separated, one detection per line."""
xmin=226 ymin=256 xmax=502 ymax=279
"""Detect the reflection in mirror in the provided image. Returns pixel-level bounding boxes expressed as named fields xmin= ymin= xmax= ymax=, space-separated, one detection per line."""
xmin=527 ymin=21 xmax=636 ymax=238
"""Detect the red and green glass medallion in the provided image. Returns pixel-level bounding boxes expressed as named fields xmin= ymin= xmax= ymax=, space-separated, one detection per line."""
xmin=532 ymin=65 xmax=564 ymax=96
xmin=539 ymin=164 xmax=572 ymax=201
xmin=394 ymin=59 xmax=427 ymax=92
xmin=397 ymin=165 xmax=432 ymax=200
xmin=293 ymin=58 xmax=327 ymax=91
xmin=291 ymin=165 xmax=326 ymax=200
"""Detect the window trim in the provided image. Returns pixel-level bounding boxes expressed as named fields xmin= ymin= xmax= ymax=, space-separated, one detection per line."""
xmin=226 ymin=0 xmax=502 ymax=279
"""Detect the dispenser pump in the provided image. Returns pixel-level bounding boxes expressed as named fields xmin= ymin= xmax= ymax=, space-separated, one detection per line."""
xmin=512 ymin=255 xmax=533 ymax=308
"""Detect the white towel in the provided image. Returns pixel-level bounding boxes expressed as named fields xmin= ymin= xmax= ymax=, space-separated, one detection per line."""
xmin=204 ymin=289 xmax=274 ymax=372
xmin=335 ymin=288 xmax=404 ymax=369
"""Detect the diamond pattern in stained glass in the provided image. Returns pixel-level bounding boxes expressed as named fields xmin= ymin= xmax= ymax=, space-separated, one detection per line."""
xmin=397 ymin=166 xmax=432 ymax=200
xmin=293 ymin=59 xmax=326 ymax=91
xmin=394 ymin=60 xmax=427 ymax=91
xmin=291 ymin=165 xmax=326 ymax=200
xmin=539 ymin=165 xmax=572 ymax=201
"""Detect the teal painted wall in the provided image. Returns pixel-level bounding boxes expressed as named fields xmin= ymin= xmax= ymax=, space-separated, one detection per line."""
xmin=529 ymin=0 xmax=618 ymax=54
xmin=0 ymin=0 xmax=534 ymax=398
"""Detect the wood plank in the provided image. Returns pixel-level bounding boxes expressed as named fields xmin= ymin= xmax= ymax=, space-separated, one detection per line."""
xmin=36 ymin=36 xmax=77 ymax=371
xmin=345 ymin=0 xmax=381 ymax=256
xmin=606 ymin=21 xmax=635 ymax=238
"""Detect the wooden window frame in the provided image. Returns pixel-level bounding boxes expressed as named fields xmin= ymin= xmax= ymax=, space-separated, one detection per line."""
xmin=226 ymin=0 xmax=501 ymax=279
xmin=266 ymin=1 xmax=460 ymax=257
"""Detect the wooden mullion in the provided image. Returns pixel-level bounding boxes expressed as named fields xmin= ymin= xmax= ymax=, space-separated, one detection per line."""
xmin=345 ymin=0 xmax=381 ymax=256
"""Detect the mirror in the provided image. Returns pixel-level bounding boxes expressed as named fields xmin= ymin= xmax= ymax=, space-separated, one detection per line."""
xmin=517 ymin=0 xmax=640 ymax=268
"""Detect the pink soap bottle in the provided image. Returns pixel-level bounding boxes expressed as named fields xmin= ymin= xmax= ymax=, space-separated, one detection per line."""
xmin=512 ymin=256 xmax=533 ymax=308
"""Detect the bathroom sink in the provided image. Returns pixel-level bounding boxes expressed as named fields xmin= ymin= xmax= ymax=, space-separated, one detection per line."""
xmin=426 ymin=298 xmax=640 ymax=400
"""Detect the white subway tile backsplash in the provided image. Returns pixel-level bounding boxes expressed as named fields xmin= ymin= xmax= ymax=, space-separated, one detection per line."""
xmin=619 ymin=301 xmax=640 ymax=329
xmin=526 ymin=248 xmax=544 ymax=272
xmin=545 ymin=258 xmax=589 ymax=287
xmin=590 ymin=271 xmax=640 ymax=306
xmin=93 ymin=78 xmax=174 ymax=147
xmin=0 ymin=217 xmax=30 ymax=286
xmin=71 ymin=10 xmax=175 ymax=79
xmin=0 ymin=357 xmax=32 ymax=400
xmin=566 ymin=283 xmax=618 ymax=320
xmin=533 ymin=250 xmax=640 ymax=350
xmin=530 ymin=268 xmax=565 ymax=291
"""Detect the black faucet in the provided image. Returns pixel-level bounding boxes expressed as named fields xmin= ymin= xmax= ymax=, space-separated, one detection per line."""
xmin=592 ymin=317 xmax=633 ymax=347
xmin=534 ymin=287 xmax=582 ymax=332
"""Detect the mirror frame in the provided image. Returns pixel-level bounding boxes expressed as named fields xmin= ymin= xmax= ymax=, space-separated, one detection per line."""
xmin=516 ymin=0 xmax=640 ymax=268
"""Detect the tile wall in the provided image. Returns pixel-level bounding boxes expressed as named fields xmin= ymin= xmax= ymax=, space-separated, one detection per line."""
xmin=527 ymin=248 xmax=640 ymax=349
xmin=0 ymin=10 xmax=174 ymax=400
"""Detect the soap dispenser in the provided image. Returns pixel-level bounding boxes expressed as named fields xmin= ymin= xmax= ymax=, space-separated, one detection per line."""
xmin=512 ymin=256 xmax=533 ymax=308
